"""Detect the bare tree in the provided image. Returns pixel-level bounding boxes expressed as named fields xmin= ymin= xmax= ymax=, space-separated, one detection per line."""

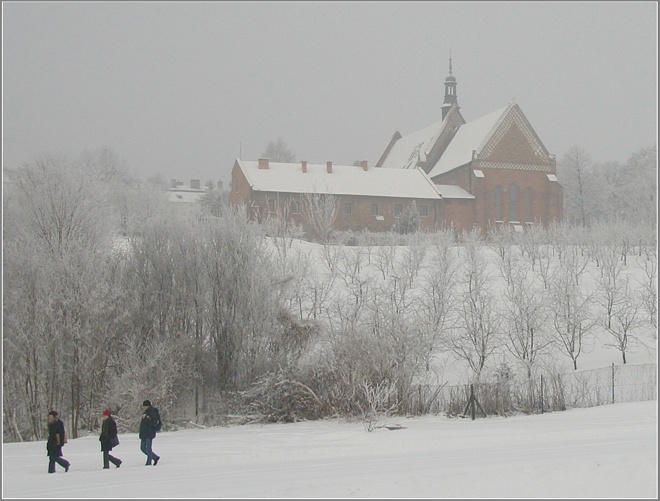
xmin=600 ymin=278 xmax=642 ymax=364
xmin=502 ymin=262 xmax=552 ymax=378
xmin=414 ymin=230 xmax=460 ymax=371
xmin=261 ymin=137 xmax=296 ymax=162
xmin=636 ymin=247 xmax=658 ymax=332
xmin=548 ymin=262 xmax=596 ymax=370
xmin=448 ymin=230 xmax=502 ymax=381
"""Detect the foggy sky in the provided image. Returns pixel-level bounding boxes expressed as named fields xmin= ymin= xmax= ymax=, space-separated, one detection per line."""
xmin=3 ymin=1 xmax=657 ymax=187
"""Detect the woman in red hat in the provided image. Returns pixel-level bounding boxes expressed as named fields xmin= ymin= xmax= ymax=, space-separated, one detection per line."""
xmin=99 ymin=409 xmax=122 ymax=469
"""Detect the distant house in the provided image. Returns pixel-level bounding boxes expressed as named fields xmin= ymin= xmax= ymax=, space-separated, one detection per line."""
xmin=230 ymin=59 xmax=562 ymax=236
xmin=167 ymin=179 xmax=207 ymax=204
xmin=229 ymin=159 xmax=448 ymax=234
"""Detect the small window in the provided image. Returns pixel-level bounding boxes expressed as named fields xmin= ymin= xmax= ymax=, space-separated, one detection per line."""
xmin=419 ymin=205 xmax=429 ymax=217
xmin=291 ymin=200 xmax=300 ymax=214
xmin=344 ymin=203 xmax=352 ymax=215
xmin=267 ymin=199 xmax=275 ymax=213
xmin=371 ymin=204 xmax=379 ymax=216
xmin=395 ymin=204 xmax=403 ymax=217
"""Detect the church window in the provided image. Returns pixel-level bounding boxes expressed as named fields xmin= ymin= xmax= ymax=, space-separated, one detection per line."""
xmin=495 ymin=186 xmax=502 ymax=221
xmin=395 ymin=204 xmax=403 ymax=217
xmin=524 ymin=188 xmax=532 ymax=222
xmin=509 ymin=183 xmax=518 ymax=222
xmin=267 ymin=199 xmax=275 ymax=213
xmin=420 ymin=205 xmax=429 ymax=217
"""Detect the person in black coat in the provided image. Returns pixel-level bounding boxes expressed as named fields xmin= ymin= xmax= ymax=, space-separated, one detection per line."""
xmin=46 ymin=410 xmax=70 ymax=474
xmin=99 ymin=409 xmax=122 ymax=469
xmin=139 ymin=400 xmax=161 ymax=466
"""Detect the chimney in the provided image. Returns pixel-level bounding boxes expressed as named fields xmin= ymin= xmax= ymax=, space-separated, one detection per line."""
xmin=326 ymin=161 xmax=333 ymax=174
xmin=258 ymin=158 xmax=269 ymax=169
xmin=190 ymin=179 xmax=201 ymax=190
xmin=301 ymin=160 xmax=307 ymax=173
xmin=361 ymin=160 xmax=368 ymax=171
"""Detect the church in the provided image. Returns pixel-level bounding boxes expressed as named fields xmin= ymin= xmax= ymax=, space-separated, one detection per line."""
xmin=229 ymin=60 xmax=563 ymax=236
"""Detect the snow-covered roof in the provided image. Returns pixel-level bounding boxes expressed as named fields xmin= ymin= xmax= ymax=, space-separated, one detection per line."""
xmin=377 ymin=119 xmax=447 ymax=170
xmin=427 ymin=104 xmax=511 ymax=179
xmin=434 ymin=185 xmax=475 ymax=199
xmin=237 ymin=160 xmax=442 ymax=200
xmin=167 ymin=188 xmax=206 ymax=203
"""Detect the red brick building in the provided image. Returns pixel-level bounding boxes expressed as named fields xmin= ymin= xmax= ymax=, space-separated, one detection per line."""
xmin=229 ymin=159 xmax=451 ymax=236
xmin=376 ymin=59 xmax=563 ymax=233
xmin=230 ymin=60 xmax=562 ymax=236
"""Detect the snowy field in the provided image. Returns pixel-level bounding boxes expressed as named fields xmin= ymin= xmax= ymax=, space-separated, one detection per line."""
xmin=2 ymin=400 xmax=657 ymax=499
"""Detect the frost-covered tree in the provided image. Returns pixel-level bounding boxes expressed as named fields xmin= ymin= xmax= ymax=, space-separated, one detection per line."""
xmin=301 ymin=192 xmax=338 ymax=243
xmin=261 ymin=137 xmax=296 ymax=162
xmin=502 ymin=262 xmax=552 ymax=378
xmin=557 ymin=146 xmax=602 ymax=227
xmin=448 ymin=230 xmax=502 ymax=381
xmin=548 ymin=261 xmax=596 ymax=370
xmin=3 ymin=152 xmax=120 ymax=438
xmin=393 ymin=201 xmax=420 ymax=234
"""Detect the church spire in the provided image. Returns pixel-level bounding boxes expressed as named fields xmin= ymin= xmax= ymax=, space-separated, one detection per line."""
xmin=441 ymin=55 xmax=459 ymax=120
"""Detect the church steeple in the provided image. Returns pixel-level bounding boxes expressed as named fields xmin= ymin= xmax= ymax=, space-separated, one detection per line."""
xmin=441 ymin=56 xmax=459 ymax=120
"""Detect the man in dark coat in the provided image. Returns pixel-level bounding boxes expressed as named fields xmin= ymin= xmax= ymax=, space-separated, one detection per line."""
xmin=46 ymin=410 xmax=70 ymax=474
xmin=139 ymin=400 xmax=161 ymax=466
xmin=99 ymin=409 xmax=122 ymax=469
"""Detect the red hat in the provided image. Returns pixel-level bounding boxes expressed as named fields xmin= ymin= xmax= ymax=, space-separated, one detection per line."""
xmin=102 ymin=409 xmax=112 ymax=417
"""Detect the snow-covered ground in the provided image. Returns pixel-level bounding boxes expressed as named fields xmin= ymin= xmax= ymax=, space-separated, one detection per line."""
xmin=2 ymin=400 xmax=656 ymax=498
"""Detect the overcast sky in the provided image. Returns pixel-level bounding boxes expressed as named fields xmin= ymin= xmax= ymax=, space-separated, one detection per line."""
xmin=3 ymin=1 xmax=657 ymax=187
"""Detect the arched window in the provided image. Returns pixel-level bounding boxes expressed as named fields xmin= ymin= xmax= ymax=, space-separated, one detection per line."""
xmin=495 ymin=186 xmax=502 ymax=221
xmin=524 ymin=188 xmax=532 ymax=222
xmin=508 ymin=183 xmax=518 ymax=222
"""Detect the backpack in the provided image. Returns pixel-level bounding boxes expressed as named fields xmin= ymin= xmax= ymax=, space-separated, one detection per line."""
xmin=152 ymin=408 xmax=162 ymax=432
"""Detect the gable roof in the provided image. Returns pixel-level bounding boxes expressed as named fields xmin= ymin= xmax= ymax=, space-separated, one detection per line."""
xmin=426 ymin=104 xmax=511 ymax=178
xmin=377 ymin=118 xmax=447 ymax=170
xmin=237 ymin=160 xmax=442 ymax=200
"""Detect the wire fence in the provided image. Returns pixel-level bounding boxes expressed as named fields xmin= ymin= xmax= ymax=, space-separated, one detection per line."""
xmin=406 ymin=363 xmax=657 ymax=417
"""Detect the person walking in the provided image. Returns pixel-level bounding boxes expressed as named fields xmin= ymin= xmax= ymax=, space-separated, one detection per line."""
xmin=46 ymin=410 xmax=70 ymax=474
xmin=139 ymin=400 xmax=161 ymax=466
xmin=99 ymin=409 xmax=122 ymax=469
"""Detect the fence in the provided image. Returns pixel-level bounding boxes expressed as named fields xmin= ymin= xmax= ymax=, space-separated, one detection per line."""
xmin=407 ymin=363 xmax=657 ymax=417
